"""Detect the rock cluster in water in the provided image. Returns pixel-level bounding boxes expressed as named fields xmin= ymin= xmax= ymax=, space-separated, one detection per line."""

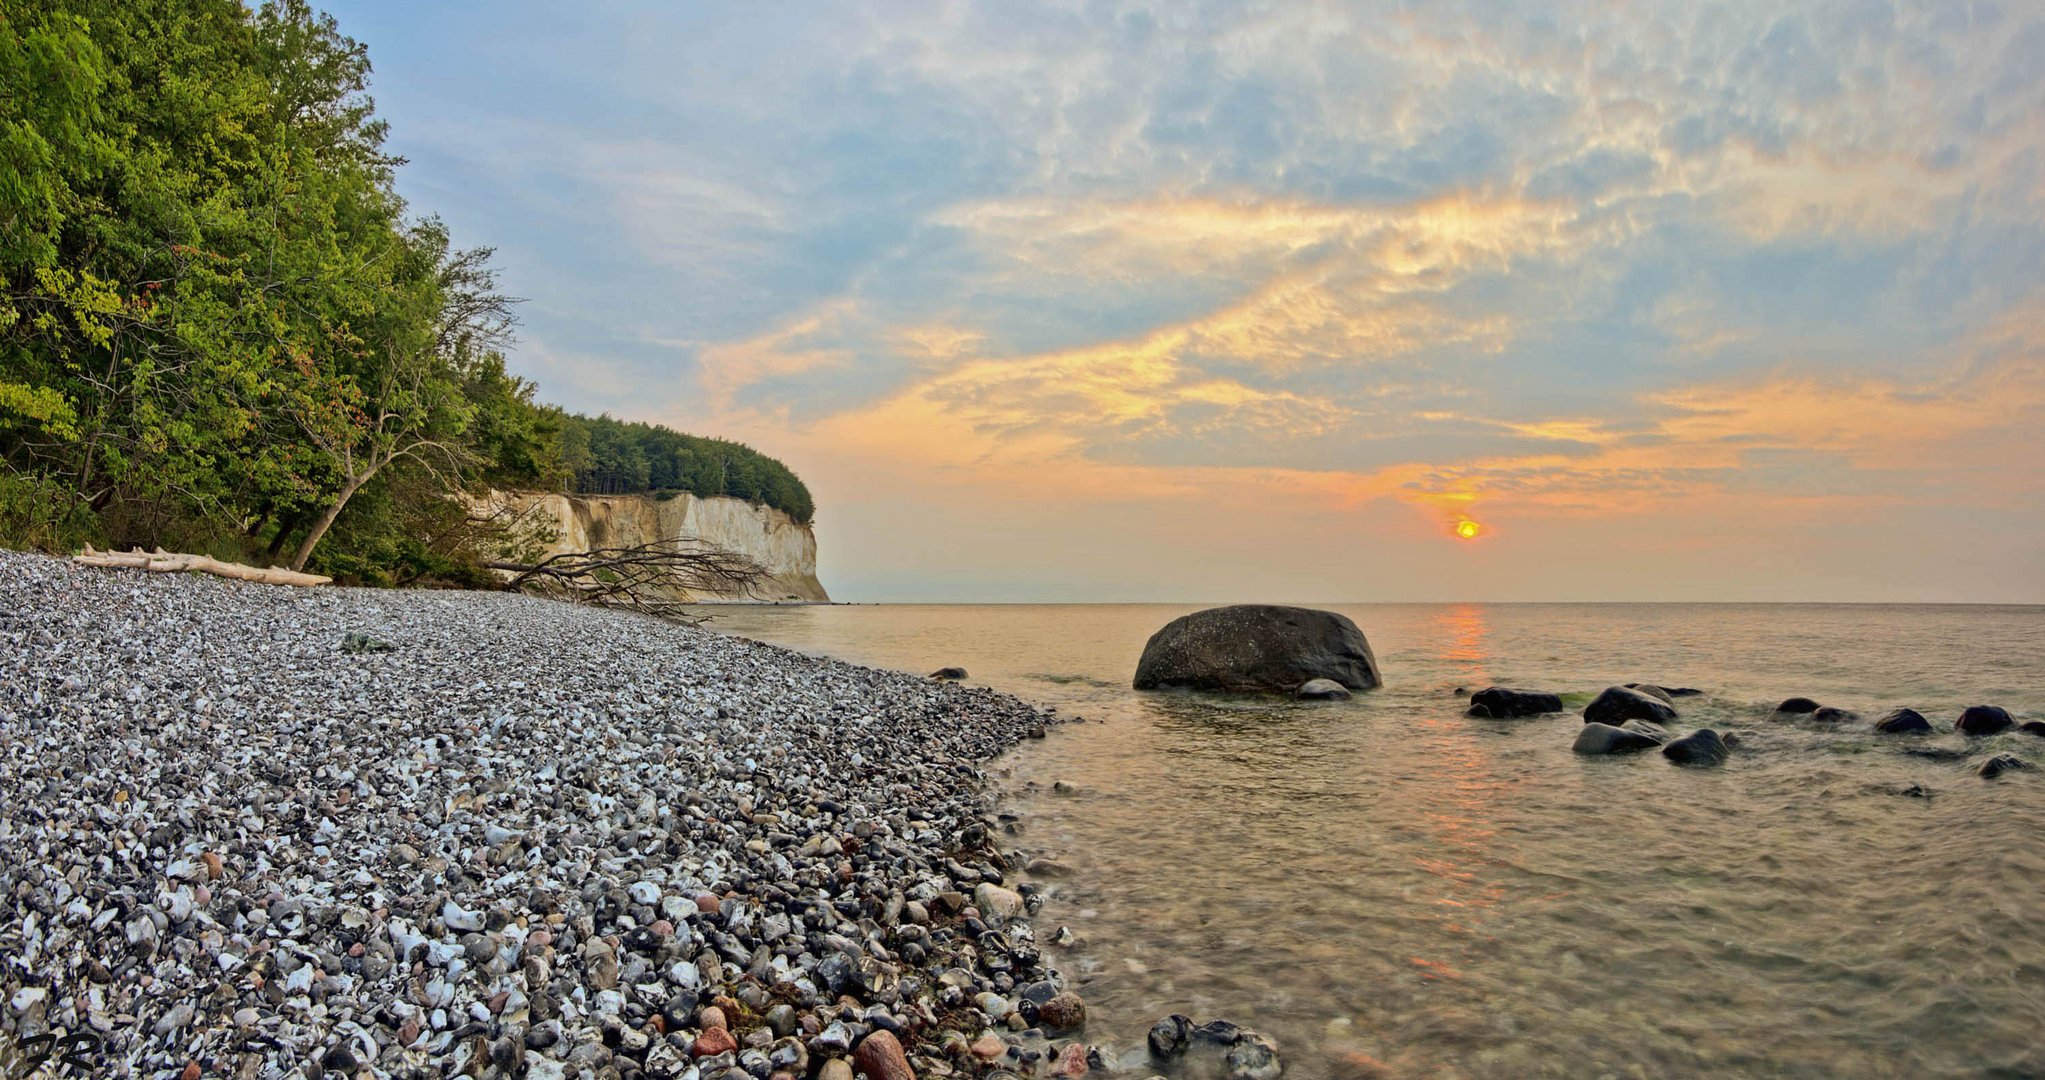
xmin=1522 ymin=681 xmax=2038 ymax=778
xmin=1144 ymin=1015 xmax=1281 ymax=1080
xmin=0 ymin=551 xmax=1108 ymax=1080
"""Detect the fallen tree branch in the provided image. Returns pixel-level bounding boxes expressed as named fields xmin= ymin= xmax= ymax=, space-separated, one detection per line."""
xmin=486 ymin=538 xmax=766 ymax=622
xmin=73 ymin=545 xmax=334 ymax=586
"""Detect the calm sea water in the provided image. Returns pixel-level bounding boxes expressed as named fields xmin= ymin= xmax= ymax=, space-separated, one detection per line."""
xmin=699 ymin=603 xmax=2045 ymax=1079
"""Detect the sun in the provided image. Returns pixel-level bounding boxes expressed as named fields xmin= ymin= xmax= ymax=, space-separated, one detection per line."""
xmin=1454 ymin=519 xmax=1482 ymax=540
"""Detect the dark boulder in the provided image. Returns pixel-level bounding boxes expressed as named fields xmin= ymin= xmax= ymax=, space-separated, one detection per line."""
xmin=1583 ymin=685 xmax=1678 ymax=726
xmin=1573 ymin=722 xmax=1664 ymax=755
xmin=1295 ymin=678 xmax=1351 ymax=701
xmin=1956 ymin=705 xmax=2013 ymax=737
xmin=1469 ymin=686 xmax=1564 ymax=718
xmin=1978 ymin=754 xmax=2029 ymax=780
xmin=1873 ymin=708 xmax=1931 ymax=734
xmin=1776 ymin=697 xmax=1821 ymax=714
xmin=2021 ymin=721 xmax=2045 ymax=738
xmin=928 ymin=666 xmax=968 ymax=680
xmin=1132 ymin=605 xmax=1380 ymax=694
xmin=1811 ymin=706 xmax=1858 ymax=723
xmin=1663 ymin=728 xmax=1731 ymax=767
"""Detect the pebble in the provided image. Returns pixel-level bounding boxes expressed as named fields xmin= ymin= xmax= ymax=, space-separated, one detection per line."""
xmin=0 ymin=551 xmax=1070 ymax=1080
xmin=1038 ymin=990 xmax=1088 ymax=1033
xmin=853 ymin=1029 xmax=916 ymax=1080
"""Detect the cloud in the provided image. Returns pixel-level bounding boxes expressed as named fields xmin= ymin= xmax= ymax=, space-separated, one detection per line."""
xmin=335 ymin=0 xmax=2045 ymax=597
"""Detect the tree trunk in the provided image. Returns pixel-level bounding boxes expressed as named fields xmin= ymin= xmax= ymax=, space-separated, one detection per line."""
xmin=288 ymin=471 xmax=370 ymax=572
xmin=266 ymin=508 xmax=304 ymax=559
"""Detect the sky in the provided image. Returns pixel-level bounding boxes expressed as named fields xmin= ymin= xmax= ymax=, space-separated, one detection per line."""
xmin=319 ymin=0 xmax=2045 ymax=602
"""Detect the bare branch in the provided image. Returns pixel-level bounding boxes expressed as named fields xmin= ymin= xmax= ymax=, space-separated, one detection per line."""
xmin=485 ymin=538 xmax=766 ymax=623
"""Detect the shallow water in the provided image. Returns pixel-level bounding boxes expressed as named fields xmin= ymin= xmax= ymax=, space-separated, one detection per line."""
xmin=701 ymin=603 xmax=2045 ymax=1079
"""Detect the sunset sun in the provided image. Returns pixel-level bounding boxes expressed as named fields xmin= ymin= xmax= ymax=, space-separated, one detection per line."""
xmin=1455 ymin=520 xmax=1483 ymax=540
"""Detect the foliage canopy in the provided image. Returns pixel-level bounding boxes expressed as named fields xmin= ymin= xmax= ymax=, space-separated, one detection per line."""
xmin=0 ymin=0 xmax=812 ymax=580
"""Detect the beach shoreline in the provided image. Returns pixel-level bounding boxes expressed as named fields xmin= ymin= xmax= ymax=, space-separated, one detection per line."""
xmin=0 ymin=550 xmax=1088 ymax=1080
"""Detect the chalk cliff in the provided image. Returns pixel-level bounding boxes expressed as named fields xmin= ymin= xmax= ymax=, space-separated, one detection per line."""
xmin=485 ymin=490 xmax=827 ymax=602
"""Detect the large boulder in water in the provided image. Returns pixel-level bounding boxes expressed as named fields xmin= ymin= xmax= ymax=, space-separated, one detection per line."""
xmin=1956 ymin=705 xmax=2013 ymax=736
xmin=1776 ymin=697 xmax=1821 ymax=714
xmin=1583 ymin=685 xmax=1678 ymax=726
xmin=1873 ymin=708 xmax=1931 ymax=734
xmin=1132 ymin=605 xmax=1380 ymax=694
xmin=1663 ymin=728 xmax=1731 ymax=767
xmin=1468 ymin=686 xmax=1563 ymax=718
xmin=1978 ymin=754 xmax=2029 ymax=780
xmin=1573 ymin=722 xmax=1664 ymax=755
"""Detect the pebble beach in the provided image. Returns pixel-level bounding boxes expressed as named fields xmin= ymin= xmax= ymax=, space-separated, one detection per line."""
xmin=0 ymin=551 xmax=1097 ymax=1080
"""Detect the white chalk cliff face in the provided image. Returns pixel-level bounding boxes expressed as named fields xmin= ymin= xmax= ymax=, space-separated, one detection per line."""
xmin=486 ymin=490 xmax=828 ymax=602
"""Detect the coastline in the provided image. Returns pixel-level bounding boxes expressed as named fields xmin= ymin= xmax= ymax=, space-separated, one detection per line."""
xmin=0 ymin=551 xmax=1087 ymax=1080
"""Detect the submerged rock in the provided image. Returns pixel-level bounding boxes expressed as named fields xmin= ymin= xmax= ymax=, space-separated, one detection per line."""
xmin=1624 ymin=683 xmax=1675 ymax=704
xmin=1296 ymin=678 xmax=1352 ymax=700
xmin=1957 ymin=705 xmax=2014 ymax=736
xmin=1873 ymin=708 xmax=1932 ymax=734
xmin=1149 ymin=1015 xmax=1193 ymax=1059
xmin=1468 ymin=686 xmax=1563 ymax=718
xmin=1662 ymin=729 xmax=1731 ymax=767
xmin=1583 ymin=685 xmax=1678 ymax=727
xmin=1132 ymin=605 xmax=1381 ymax=694
xmin=2021 ymin=721 xmax=2045 ymax=738
xmin=1775 ymin=697 xmax=1822 ymax=714
xmin=1036 ymin=991 xmax=1087 ymax=1033
xmin=928 ymin=666 xmax=967 ymax=680
xmin=1147 ymin=1014 xmax=1281 ymax=1080
xmin=1978 ymin=754 xmax=2030 ymax=780
xmin=1811 ymin=706 xmax=1858 ymax=723
xmin=1573 ymin=722 xmax=1664 ymax=755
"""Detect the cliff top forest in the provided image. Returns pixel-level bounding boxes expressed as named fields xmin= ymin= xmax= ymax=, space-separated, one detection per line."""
xmin=0 ymin=0 xmax=812 ymax=586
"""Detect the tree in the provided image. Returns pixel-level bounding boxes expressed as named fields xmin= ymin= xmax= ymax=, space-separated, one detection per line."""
xmin=280 ymin=223 xmax=514 ymax=570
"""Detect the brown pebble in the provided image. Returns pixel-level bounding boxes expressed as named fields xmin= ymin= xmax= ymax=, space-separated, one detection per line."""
xmin=1049 ymin=1042 xmax=1088 ymax=1077
xmin=397 ymin=1017 xmax=420 ymax=1046
xmin=487 ymin=990 xmax=509 ymax=1014
xmin=1038 ymin=991 xmax=1087 ymax=1033
xmin=180 ymin=1063 xmax=200 ymax=1080
xmin=348 ymin=943 xmax=364 ymax=957
xmin=853 ymin=1029 xmax=915 ymax=1080
xmin=650 ymin=919 xmax=674 ymax=937
xmin=699 ymin=1005 xmax=728 ymax=1031
xmin=695 ymin=894 xmax=721 ymax=913
xmin=527 ymin=929 xmax=551 ymax=948
xmin=969 ymin=1034 xmax=1006 ymax=1060
xmin=691 ymin=1027 xmax=737 ymax=1058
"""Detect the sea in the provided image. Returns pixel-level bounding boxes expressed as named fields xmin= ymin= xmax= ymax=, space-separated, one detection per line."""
xmin=697 ymin=603 xmax=2045 ymax=1079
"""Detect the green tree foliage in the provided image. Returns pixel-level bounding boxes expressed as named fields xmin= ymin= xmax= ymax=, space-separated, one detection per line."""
xmin=0 ymin=0 xmax=812 ymax=578
xmin=554 ymin=413 xmax=813 ymax=523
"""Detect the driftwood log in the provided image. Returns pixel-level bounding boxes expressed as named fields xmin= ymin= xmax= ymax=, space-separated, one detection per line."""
xmin=73 ymin=545 xmax=334 ymax=587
